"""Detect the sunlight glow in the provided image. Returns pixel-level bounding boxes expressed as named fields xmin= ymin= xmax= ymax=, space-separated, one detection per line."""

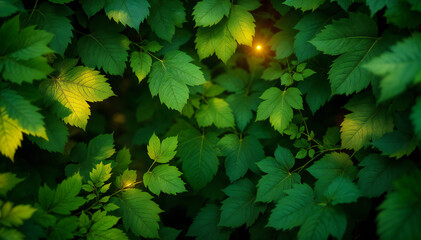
xmin=256 ymin=45 xmax=262 ymax=50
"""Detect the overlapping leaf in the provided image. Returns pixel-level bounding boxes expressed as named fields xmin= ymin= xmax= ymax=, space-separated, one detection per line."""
xmin=0 ymin=16 xmax=54 ymax=84
xmin=148 ymin=50 xmax=206 ymax=111
xmin=42 ymin=62 xmax=115 ymax=129
xmin=177 ymin=129 xmax=219 ymax=190
xmin=256 ymin=146 xmax=301 ymax=203
xmin=340 ymin=94 xmax=394 ymax=150
xmin=77 ymin=17 xmax=130 ymax=75
xmin=218 ymin=134 xmax=264 ymax=182
xmin=256 ymin=87 xmax=303 ymax=134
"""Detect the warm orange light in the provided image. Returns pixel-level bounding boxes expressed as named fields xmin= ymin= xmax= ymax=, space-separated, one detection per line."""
xmin=256 ymin=45 xmax=262 ymax=50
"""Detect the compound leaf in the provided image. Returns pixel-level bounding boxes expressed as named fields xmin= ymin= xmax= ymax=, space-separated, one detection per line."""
xmin=77 ymin=17 xmax=130 ymax=75
xmin=256 ymin=146 xmax=301 ymax=203
xmin=117 ymin=189 xmax=163 ymax=238
xmin=104 ymin=0 xmax=150 ymax=30
xmin=196 ymin=97 xmax=235 ymax=128
xmin=310 ymin=12 xmax=378 ymax=55
xmin=178 ymin=129 xmax=219 ymax=190
xmin=149 ymin=50 xmax=206 ymax=112
xmin=256 ymin=87 xmax=303 ymax=134
xmin=340 ymin=94 xmax=393 ymax=150
xmin=187 ymin=204 xmax=231 ymax=240
xmin=148 ymin=0 xmax=186 ymax=42
xmin=219 ymin=178 xmax=265 ymax=227
xmin=193 ymin=0 xmax=231 ymax=27
xmin=143 ymin=164 xmax=186 ymax=195
xmin=364 ymin=33 xmax=421 ymax=101
xmin=227 ymin=5 xmax=255 ymax=46
xmin=218 ymin=134 xmax=264 ymax=182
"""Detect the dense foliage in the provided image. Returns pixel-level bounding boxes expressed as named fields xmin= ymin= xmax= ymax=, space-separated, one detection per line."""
xmin=0 ymin=0 xmax=421 ymax=239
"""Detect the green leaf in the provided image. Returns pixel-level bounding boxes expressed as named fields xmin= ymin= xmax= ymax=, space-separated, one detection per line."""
xmin=256 ymin=87 xmax=303 ymax=134
xmin=214 ymin=73 xmax=244 ymax=93
xmin=29 ymin=115 xmax=69 ymax=153
xmin=411 ymin=97 xmax=421 ymax=139
xmin=38 ymin=174 xmax=85 ymax=215
xmin=160 ymin=227 xmax=181 ymax=240
xmin=147 ymin=134 xmax=178 ymax=163
xmin=371 ymin=131 xmax=417 ymax=158
xmin=328 ymin=37 xmax=383 ymax=95
xmin=267 ymin=184 xmax=314 ymax=230
xmin=28 ymin=3 xmax=74 ymax=55
xmin=196 ymin=97 xmax=235 ymax=128
xmin=195 ymin=20 xmax=237 ymax=63
xmin=0 ymin=202 xmax=36 ymax=227
xmin=87 ymin=211 xmax=128 ymax=240
xmin=270 ymin=16 xmax=298 ymax=59
xmin=322 ymin=126 xmax=340 ymax=147
xmin=310 ymin=12 xmax=378 ymax=55
xmin=297 ymin=205 xmax=347 ymax=240
xmin=377 ymin=170 xmax=421 ymax=240
xmin=340 ymin=94 xmax=394 ymax=150
xmin=116 ymin=189 xmax=163 ymax=238
xmin=261 ymin=62 xmax=284 ymax=81
xmin=77 ymin=17 xmax=130 ymax=75
xmin=0 ymin=228 xmax=24 ymax=240
xmin=113 ymin=147 xmax=132 ymax=175
xmin=0 ymin=16 xmax=54 ymax=84
xmin=0 ymin=172 xmax=24 ymax=196
xmin=104 ymin=0 xmax=149 ymax=30
xmin=366 ymin=0 xmax=387 ymax=16
xmin=219 ymin=178 xmax=266 ymax=227
xmin=66 ymin=134 xmax=115 ymax=179
xmin=80 ymin=0 xmax=105 ymax=17
xmin=307 ymin=153 xmax=356 ymax=180
xmin=115 ymin=169 xmax=137 ymax=189
xmin=0 ymin=107 xmax=23 ymax=161
xmin=357 ymin=154 xmax=412 ymax=198
xmin=307 ymin=152 xmax=357 ymax=197
xmin=238 ymin=0 xmax=261 ymax=10
xmin=42 ymin=65 xmax=115 ymax=129
xmin=0 ymin=88 xmax=47 ymax=139
xmin=294 ymin=12 xmax=329 ymax=62
xmin=218 ymin=134 xmax=264 ymax=182
xmin=148 ymin=0 xmax=186 ymax=42
xmin=149 ymin=50 xmax=206 ymax=111
xmin=186 ymin=204 xmax=231 ymax=240
xmin=0 ymin=0 xmax=19 ymax=17
xmin=283 ymin=0 xmax=326 ymax=11
xmin=178 ymin=129 xmax=219 ymax=190
xmin=86 ymin=133 xmax=115 ymax=163
xmin=227 ymin=5 xmax=255 ymax=46
xmin=298 ymin=74 xmax=331 ymax=114
xmin=130 ymin=51 xmax=152 ymax=83
xmin=384 ymin=0 xmax=421 ymax=29
xmin=324 ymin=176 xmax=360 ymax=205
xmin=334 ymin=0 xmax=354 ymax=11
xmin=364 ymin=33 xmax=421 ymax=101
xmin=256 ymin=146 xmax=301 ymax=203
xmin=49 ymin=216 xmax=78 ymax=240
xmin=226 ymin=93 xmax=260 ymax=130
xmin=90 ymin=162 xmax=112 ymax=187
xmin=143 ymin=164 xmax=186 ymax=195
xmin=193 ymin=0 xmax=231 ymax=27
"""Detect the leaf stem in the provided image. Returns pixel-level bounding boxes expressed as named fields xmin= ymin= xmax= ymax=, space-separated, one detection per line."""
xmin=130 ymin=42 xmax=163 ymax=63
xmin=27 ymin=0 xmax=39 ymax=23
xmin=147 ymin=160 xmax=157 ymax=173
xmin=74 ymin=181 xmax=142 ymax=216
